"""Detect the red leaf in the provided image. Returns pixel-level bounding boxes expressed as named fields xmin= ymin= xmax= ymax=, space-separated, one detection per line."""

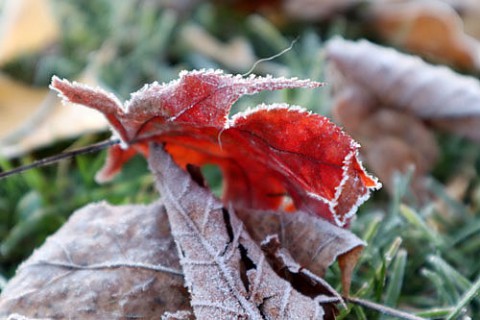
xmin=50 ymin=70 xmax=380 ymax=227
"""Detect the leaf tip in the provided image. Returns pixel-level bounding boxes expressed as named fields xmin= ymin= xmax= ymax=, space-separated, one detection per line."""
xmin=49 ymin=75 xmax=72 ymax=99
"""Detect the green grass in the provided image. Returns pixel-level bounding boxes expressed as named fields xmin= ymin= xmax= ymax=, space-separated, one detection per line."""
xmin=1 ymin=1 xmax=480 ymax=318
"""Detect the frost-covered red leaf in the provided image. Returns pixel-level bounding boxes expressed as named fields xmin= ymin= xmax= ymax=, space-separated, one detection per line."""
xmin=0 ymin=201 xmax=189 ymax=319
xmin=51 ymin=70 xmax=379 ymax=227
xmin=149 ymin=144 xmax=335 ymax=319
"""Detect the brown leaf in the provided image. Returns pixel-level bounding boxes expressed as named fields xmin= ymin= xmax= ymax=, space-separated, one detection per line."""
xmin=149 ymin=143 xmax=332 ymax=319
xmin=326 ymin=37 xmax=480 ymax=195
xmin=329 ymin=73 xmax=439 ymax=191
xmin=362 ymin=135 xmax=431 ymax=195
xmin=0 ymin=201 xmax=189 ymax=319
xmin=259 ymin=235 xmax=341 ymax=318
xmin=326 ymin=37 xmax=480 ymax=131
xmin=367 ymin=0 xmax=480 ymax=70
xmin=446 ymin=0 xmax=480 ymax=40
xmin=236 ymin=208 xmax=365 ymax=296
xmin=337 ymin=246 xmax=363 ymax=298
xmin=283 ymin=0 xmax=362 ymax=21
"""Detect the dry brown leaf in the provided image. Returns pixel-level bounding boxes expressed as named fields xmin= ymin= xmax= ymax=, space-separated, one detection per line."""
xmin=363 ymin=136 xmax=428 ymax=194
xmin=0 ymin=137 xmax=359 ymax=319
xmin=0 ymin=0 xmax=59 ymax=65
xmin=326 ymin=38 xmax=454 ymax=196
xmin=357 ymin=109 xmax=439 ymax=195
xmin=259 ymin=235 xmax=341 ymax=317
xmin=326 ymin=37 xmax=480 ymax=141
xmin=328 ymin=87 xmax=438 ymax=195
xmin=367 ymin=0 xmax=480 ymax=70
xmin=149 ymin=143 xmax=333 ymax=319
xmin=0 ymin=71 xmax=108 ymax=157
xmin=236 ymin=207 xmax=365 ymax=295
xmin=0 ymin=201 xmax=189 ymax=319
xmin=438 ymin=0 xmax=480 ymax=40
xmin=337 ymin=246 xmax=363 ymax=298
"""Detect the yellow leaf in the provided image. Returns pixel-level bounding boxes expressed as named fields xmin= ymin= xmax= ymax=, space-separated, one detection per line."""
xmin=0 ymin=72 xmax=108 ymax=157
xmin=0 ymin=0 xmax=59 ymax=65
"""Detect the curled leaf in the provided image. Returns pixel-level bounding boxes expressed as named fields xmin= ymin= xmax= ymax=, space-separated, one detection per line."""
xmin=259 ymin=234 xmax=341 ymax=316
xmin=51 ymin=70 xmax=380 ymax=227
xmin=327 ymin=37 xmax=480 ymax=195
xmin=326 ymin=37 xmax=480 ymax=135
xmin=236 ymin=207 xmax=365 ymax=295
xmin=0 ymin=201 xmax=189 ymax=319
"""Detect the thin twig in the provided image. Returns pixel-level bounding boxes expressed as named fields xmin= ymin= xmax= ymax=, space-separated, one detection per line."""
xmin=344 ymin=296 xmax=426 ymax=320
xmin=0 ymin=139 xmax=121 ymax=180
xmin=242 ymin=37 xmax=299 ymax=77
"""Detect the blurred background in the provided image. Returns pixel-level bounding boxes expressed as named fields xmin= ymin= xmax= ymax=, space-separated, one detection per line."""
xmin=1 ymin=0 xmax=480 ymax=318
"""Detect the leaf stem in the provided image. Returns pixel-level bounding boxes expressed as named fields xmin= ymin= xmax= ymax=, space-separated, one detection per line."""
xmin=0 ymin=139 xmax=120 ymax=180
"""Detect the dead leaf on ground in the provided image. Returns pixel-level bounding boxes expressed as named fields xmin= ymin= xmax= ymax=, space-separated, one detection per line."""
xmin=0 ymin=201 xmax=189 ymax=319
xmin=0 ymin=0 xmax=59 ymax=65
xmin=0 ymin=132 xmax=369 ymax=319
xmin=150 ymin=143 xmax=337 ymax=319
xmin=259 ymin=234 xmax=342 ymax=313
xmin=214 ymin=0 xmax=354 ymax=27
xmin=236 ymin=207 xmax=365 ymax=296
xmin=326 ymin=37 xmax=480 ymax=140
xmin=283 ymin=0 xmax=362 ymax=21
xmin=326 ymin=37 xmax=480 ymax=196
xmin=366 ymin=0 xmax=480 ymax=70
xmin=439 ymin=0 xmax=480 ymax=40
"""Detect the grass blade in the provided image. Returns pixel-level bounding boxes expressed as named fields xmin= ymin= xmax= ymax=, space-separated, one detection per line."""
xmin=383 ymin=249 xmax=408 ymax=310
xmin=446 ymin=274 xmax=480 ymax=320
